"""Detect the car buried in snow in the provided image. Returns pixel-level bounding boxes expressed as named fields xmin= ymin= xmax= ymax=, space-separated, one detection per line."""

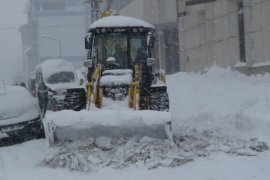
xmin=35 ymin=59 xmax=80 ymax=111
xmin=0 ymin=85 xmax=45 ymax=147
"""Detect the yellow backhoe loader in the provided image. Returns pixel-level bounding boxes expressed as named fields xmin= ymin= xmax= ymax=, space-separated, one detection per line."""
xmin=46 ymin=15 xmax=172 ymax=146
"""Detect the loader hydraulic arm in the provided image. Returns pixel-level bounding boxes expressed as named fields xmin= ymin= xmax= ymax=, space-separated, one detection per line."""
xmin=86 ymin=64 xmax=102 ymax=109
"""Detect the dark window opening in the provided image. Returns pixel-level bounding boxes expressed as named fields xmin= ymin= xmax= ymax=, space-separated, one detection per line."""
xmin=238 ymin=1 xmax=246 ymax=62
xmin=186 ymin=0 xmax=216 ymax=6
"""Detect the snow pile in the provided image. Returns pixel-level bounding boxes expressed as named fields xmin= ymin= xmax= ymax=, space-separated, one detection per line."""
xmin=168 ymin=67 xmax=270 ymax=143
xmin=41 ymin=134 xmax=267 ymax=172
xmin=42 ymin=137 xmax=191 ymax=172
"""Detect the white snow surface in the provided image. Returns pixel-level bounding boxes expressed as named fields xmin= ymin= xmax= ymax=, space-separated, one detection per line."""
xmin=89 ymin=16 xmax=155 ymax=30
xmin=1 ymin=67 xmax=270 ymax=179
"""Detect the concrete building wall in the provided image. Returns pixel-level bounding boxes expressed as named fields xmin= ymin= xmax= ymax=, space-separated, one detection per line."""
xmin=118 ymin=0 xmax=144 ymax=19
xmin=120 ymin=0 xmax=177 ymax=24
xmin=178 ymin=0 xmax=240 ymax=72
xmin=244 ymin=0 xmax=270 ymax=64
xmin=178 ymin=0 xmax=270 ymax=74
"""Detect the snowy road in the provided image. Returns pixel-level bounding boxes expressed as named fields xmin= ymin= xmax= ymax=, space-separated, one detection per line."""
xmin=1 ymin=67 xmax=270 ymax=179
xmin=0 ymin=140 xmax=269 ymax=180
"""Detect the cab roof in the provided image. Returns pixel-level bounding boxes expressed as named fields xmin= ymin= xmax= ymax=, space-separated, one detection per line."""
xmin=89 ymin=16 xmax=155 ymax=30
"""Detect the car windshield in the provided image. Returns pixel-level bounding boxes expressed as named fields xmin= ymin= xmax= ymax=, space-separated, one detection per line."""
xmin=93 ymin=32 xmax=146 ymax=69
xmin=46 ymin=71 xmax=75 ymax=84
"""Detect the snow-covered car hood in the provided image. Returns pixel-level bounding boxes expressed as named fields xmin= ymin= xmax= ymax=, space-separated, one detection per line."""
xmin=37 ymin=59 xmax=80 ymax=91
xmin=0 ymin=86 xmax=40 ymax=126
xmin=46 ymin=82 xmax=81 ymax=92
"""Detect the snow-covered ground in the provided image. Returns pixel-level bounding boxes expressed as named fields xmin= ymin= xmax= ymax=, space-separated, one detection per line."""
xmin=1 ymin=67 xmax=270 ymax=179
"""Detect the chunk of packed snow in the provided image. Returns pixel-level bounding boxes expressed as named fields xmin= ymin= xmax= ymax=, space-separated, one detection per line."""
xmin=99 ymin=74 xmax=132 ymax=87
xmin=102 ymin=69 xmax=133 ymax=76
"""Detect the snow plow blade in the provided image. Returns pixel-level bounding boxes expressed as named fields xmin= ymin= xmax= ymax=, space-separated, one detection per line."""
xmin=44 ymin=110 xmax=172 ymax=146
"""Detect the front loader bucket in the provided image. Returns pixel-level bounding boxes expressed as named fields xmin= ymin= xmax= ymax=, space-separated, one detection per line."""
xmin=44 ymin=110 xmax=172 ymax=146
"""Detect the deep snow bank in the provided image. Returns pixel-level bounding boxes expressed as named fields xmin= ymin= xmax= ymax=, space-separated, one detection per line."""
xmin=168 ymin=67 xmax=270 ymax=142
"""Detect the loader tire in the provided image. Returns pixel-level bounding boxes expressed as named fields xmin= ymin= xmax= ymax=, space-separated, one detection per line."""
xmin=149 ymin=91 xmax=169 ymax=112
xmin=64 ymin=88 xmax=86 ymax=111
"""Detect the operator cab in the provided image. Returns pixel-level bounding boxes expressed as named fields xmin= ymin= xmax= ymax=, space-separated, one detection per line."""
xmin=85 ymin=16 xmax=155 ymax=71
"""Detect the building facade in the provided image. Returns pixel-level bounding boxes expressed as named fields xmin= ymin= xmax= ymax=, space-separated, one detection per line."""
xmin=178 ymin=0 xmax=270 ymax=74
xmin=20 ymin=0 xmax=90 ymax=79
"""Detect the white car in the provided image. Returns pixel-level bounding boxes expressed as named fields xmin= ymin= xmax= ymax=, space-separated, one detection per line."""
xmin=35 ymin=59 xmax=80 ymax=111
xmin=0 ymin=86 xmax=44 ymax=147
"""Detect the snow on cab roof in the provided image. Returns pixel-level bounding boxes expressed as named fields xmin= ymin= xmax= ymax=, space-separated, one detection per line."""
xmin=89 ymin=16 xmax=155 ymax=30
xmin=36 ymin=59 xmax=75 ymax=78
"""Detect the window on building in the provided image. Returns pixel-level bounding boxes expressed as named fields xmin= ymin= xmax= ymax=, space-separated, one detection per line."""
xmin=238 ymin=0 xmax=246 ymax=62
